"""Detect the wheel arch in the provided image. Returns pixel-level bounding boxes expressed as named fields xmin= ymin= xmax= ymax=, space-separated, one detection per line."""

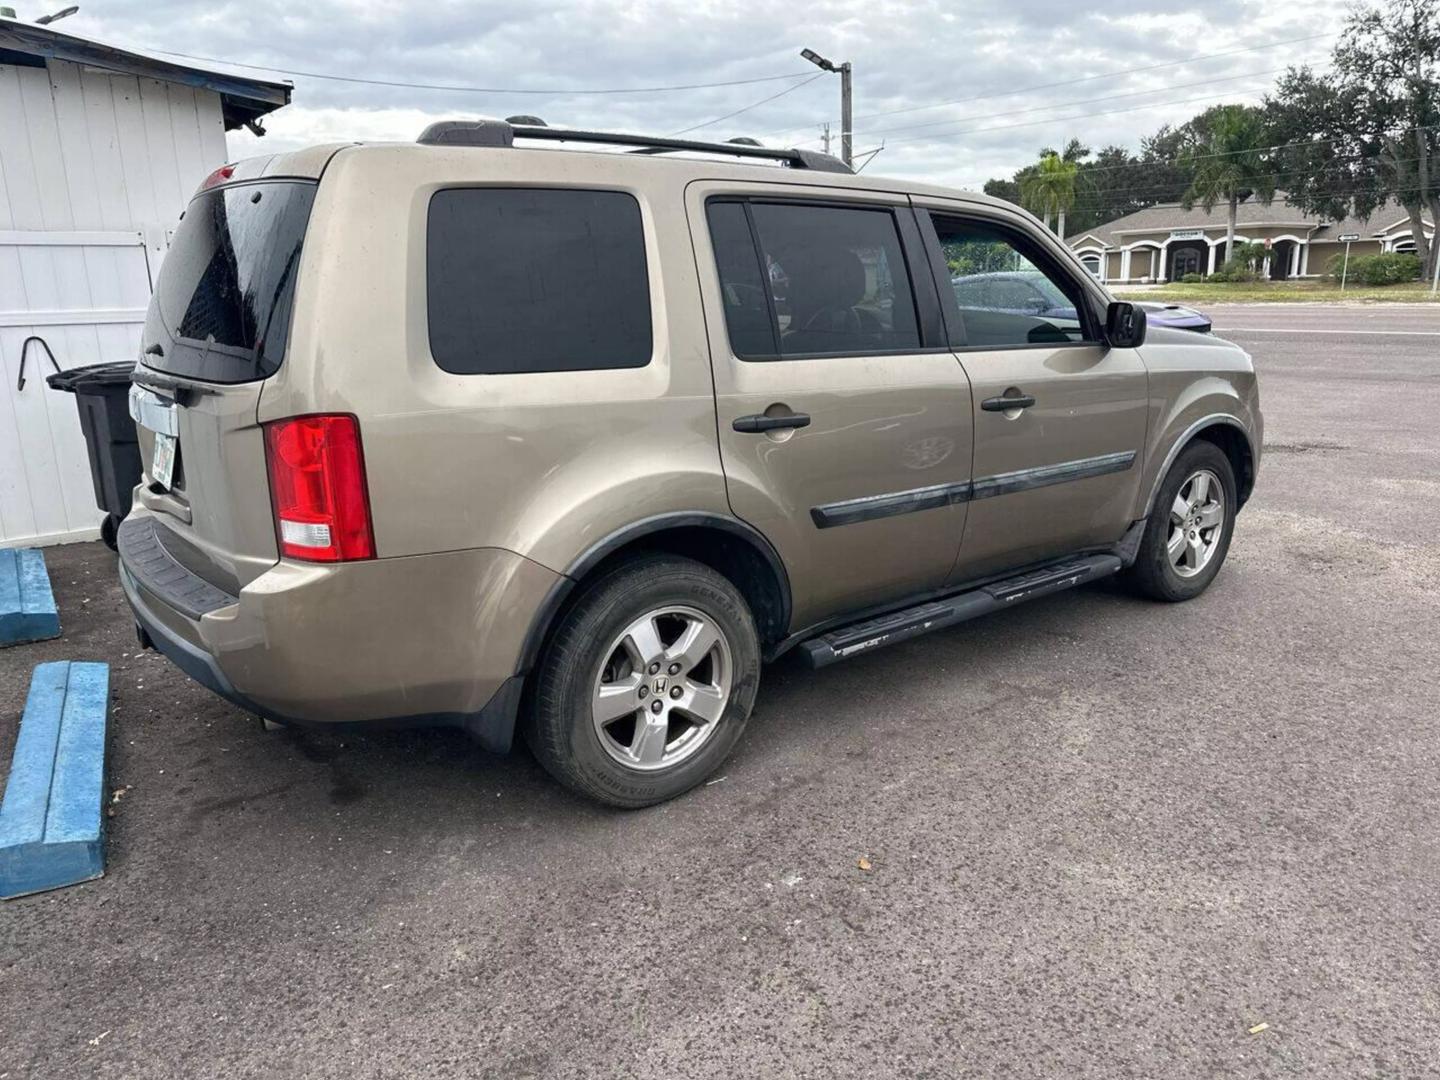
xmin=515 ymin=513 xmax=792 ymax=679
xmin=1141 ymin=413 xmax=1257 ymax=517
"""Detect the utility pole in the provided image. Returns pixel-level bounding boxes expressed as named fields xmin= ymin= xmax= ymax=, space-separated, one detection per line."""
xmin=800 ymin=48 xmax=853 ymax=168
xmin=820 ymin=122 xmax=831 ymax=156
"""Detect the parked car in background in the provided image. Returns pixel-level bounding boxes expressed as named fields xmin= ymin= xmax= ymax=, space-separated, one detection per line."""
xmin=1137 ymin=301 xmax=1212 ymax=333
xmin=961 ymin=270 xmax=1211 ymax=333
xmin=119 ymin=121 xmax=1261 ymax=808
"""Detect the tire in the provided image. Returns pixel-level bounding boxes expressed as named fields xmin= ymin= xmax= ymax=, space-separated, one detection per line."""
xmin=1124 ymin=440 xmax=1237 ymax=602
xmin=100 ymin=513 xmax=120 ymax=552
xmin=526 ymin=554 xmax=761 ymax=808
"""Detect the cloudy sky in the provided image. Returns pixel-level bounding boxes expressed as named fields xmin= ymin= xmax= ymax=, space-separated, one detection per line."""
xmin=47 ymin=0 xmax=1348 ymax=196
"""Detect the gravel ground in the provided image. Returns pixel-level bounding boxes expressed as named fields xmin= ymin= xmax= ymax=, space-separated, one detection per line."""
xmin=2 ymin=303 xmax=1437 ymax=1079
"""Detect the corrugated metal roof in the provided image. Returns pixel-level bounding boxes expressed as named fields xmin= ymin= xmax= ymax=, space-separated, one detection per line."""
xmin=0 ymin=16 xmax=290 ymax=131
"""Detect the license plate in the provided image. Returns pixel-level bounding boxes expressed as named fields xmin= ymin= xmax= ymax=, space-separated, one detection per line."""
xmin=151 ymin=431 xmax=177 ymax=490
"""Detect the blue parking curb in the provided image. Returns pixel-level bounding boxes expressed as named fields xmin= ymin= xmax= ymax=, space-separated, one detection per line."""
xmin=0 ymin=548 xmax=61 ymax=646
xmin=0 ymin=661 xmax=110 ymax=900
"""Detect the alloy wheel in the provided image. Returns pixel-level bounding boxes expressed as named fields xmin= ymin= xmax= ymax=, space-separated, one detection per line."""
xmin=591 ymin=606 xmax=733 ymax=771
xmin=1167 ymin=468 xmax=1226 ymax=578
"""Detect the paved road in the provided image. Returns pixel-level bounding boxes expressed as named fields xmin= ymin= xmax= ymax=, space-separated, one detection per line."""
xmin=1205 ymin=300 xmax=1440 ymax=335
xmin=3 ymin=305 xmax=1438 ymax=1079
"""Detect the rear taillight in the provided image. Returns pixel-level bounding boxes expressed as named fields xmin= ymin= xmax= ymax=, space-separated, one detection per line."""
xmin=199 ymin=164 xmax=234 ymax=192
xmin=263 ymin=415 xmax=375 ymax=562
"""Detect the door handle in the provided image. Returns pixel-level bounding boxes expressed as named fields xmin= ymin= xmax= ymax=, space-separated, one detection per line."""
xmin=981 ymin=394 xmax=1036 ymax=412
xmin=733 ymin=412 xmax=811 ymax=433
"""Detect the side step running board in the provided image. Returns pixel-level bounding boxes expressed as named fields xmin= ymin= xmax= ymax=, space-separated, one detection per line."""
xmin=798 ymin=554 xmax=1123 ymax=668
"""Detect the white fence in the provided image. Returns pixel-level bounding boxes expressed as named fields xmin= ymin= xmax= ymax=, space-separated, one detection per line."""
xmin=0 ymin=229 xmax=156 ymax=545
xmin=0 ymin=57 xmax=225 ymax=546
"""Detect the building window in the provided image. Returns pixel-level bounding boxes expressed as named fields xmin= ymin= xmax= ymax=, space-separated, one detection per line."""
xmin=1079 ymin=254 xmax=1102 ymax=278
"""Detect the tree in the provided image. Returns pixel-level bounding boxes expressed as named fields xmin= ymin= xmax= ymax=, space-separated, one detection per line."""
xmin=1180 ymin=104 xmax=1276 ymax=264
xmin=1270 ymin=1 xmax=1439 ymax=280
xmin=1335 ymin=0 xmax=1439 ymax=278
xmin=1020 ymin=150 xmax=1081 ymax=236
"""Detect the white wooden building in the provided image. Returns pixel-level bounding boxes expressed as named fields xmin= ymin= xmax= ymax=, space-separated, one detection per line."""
xmin=0 ymin=17 xmax=289 ymax=546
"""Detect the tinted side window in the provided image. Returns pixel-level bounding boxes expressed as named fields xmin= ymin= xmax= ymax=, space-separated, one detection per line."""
xmin=931 ymin=216 xmax=1094 ymax=348
xmin=709 ymin=200 xmax=921 ymax=359
xmin=428 ymin=188 xmax=652 ymax=375
xmin=706 ymin=201 xmax=778 ymax=358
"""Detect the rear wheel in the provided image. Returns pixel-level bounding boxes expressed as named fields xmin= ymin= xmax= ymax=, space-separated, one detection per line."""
xmin=100 ymin=513 xmax=121 ymax=552
xmin=1125 ymin=441 xmax=1237 ymax=602
xmin=527 ymin=555 xmax=761 ymax=808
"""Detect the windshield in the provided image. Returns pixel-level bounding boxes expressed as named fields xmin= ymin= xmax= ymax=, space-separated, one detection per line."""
xmin=144 ymin=180 xmax=317 ymax=383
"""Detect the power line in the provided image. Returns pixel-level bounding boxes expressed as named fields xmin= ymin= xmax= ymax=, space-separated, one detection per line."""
xmin=757 ymin=31 xmax=1335 ymax=139
xmin=954 ymin=124 xmax=1440 ymax=188
xmin=844 ymin=68 xmax=1291 ymax=142
xmin=1055 ymin=151 xmax=1435 ymax=204
xmin=153 ymin=48 xmax=817 ymax=96
xmin=668 ymin=73 xmax=826 ymax=137
xmin=865 ymin=86 xmax=1275 ymax=150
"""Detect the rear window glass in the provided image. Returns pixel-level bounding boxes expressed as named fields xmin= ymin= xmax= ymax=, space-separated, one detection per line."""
xmin=148 ymin=180 xmax=316 ymax=383
xmin=427 ymin=188 xmax=652 ymax=375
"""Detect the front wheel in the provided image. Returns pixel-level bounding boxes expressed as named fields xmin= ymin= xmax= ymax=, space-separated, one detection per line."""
xmin=1124 ymin=440 xmax=1237 ymax=602
xmin=526 ymin=555 xmax=761 ymax=808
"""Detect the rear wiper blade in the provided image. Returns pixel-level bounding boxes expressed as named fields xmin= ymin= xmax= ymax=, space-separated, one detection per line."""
xmin=130 ymin=368 xmax=218 ymax=397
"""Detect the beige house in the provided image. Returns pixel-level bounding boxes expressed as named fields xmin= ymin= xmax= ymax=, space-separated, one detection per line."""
xmin=1066 ymin=195 xmax=1434 ymax=284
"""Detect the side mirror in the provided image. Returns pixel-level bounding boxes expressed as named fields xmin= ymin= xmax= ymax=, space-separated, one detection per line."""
xmin=1105 ymin=301 xmax=1147 ymax=348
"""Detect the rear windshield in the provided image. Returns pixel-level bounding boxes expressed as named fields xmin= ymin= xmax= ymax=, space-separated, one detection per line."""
xmin=145 ymin=180 xmax=317 ymax=383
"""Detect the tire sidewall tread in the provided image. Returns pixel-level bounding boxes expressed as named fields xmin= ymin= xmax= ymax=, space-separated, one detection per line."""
xmin=526 ymin=554 xmax=760 ymax=808
xmin=1128 ymin=441 xmax=1238 ymax=602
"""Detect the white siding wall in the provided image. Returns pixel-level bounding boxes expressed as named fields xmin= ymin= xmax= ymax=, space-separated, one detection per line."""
xmin=0 ymin=57 xmax=228 ymax=546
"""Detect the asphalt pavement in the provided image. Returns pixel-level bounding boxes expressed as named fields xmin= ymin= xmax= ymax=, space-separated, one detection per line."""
xmin=2 ymin=303 xmax=1438 ymax=1079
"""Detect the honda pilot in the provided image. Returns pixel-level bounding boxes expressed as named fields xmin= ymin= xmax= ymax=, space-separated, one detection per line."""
xmin=120 ymin=121 xmax=1261 ymax=807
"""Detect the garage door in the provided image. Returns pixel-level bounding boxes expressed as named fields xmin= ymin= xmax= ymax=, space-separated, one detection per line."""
xmin=0 ymin=228 xmax=158 ymax=546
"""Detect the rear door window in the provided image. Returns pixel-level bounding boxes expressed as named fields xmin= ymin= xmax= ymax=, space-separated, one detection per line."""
xmin=427 ymin=188 xmax=653 ymax=375
xmin=707 ymin=199 xmax=922 ymax=360
xmin=148 ymin=180 xmax=317 ymax=383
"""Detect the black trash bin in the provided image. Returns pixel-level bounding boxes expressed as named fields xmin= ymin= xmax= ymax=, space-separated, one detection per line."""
xmin=47 ymin=362 xmax=141 ymax=551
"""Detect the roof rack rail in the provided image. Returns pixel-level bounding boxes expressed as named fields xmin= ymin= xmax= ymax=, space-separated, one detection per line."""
xmin=415 ymin=119 xmax=852 ymax=174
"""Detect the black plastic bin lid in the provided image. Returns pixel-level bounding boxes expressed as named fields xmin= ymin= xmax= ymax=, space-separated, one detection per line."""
xmin=46 ymin=361 xmax=138 ymax=393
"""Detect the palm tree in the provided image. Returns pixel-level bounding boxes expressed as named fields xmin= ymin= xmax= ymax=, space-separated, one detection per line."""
xmin=1181 ymin=105 xmax=1277 ymax=265
xmin=1020 ymin=152 xmax=1080 ymax=237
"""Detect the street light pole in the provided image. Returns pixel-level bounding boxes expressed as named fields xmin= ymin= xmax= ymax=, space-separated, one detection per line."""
xmin=800 ymin=48 xmax=853 ymax=168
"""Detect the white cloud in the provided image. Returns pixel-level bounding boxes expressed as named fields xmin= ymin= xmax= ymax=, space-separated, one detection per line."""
xmin=49 ymin=0 xmax=1350 ymax=191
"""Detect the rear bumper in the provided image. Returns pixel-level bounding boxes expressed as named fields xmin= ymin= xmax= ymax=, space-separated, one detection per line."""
xmin=117 ymin=512 xmax=560 ymax=751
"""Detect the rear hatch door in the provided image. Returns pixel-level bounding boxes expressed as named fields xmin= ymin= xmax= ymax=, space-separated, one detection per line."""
xmin=130 ymin=177 xmax=318 ymax=594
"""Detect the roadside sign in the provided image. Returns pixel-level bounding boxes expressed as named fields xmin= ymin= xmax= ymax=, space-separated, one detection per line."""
xmin=1340 ymin=238 xmax=1356 ymax=292
xmin=1338 ymin=233 xmax=1361 ymax=242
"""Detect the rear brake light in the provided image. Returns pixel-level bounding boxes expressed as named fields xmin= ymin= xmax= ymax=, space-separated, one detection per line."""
xmin=263 ymin=415 xmax=375 ymax=562
xmin=199 ymin=164 xmax=234 ymax=192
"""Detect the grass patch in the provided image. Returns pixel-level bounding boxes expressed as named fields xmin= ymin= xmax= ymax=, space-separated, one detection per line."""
xmin=1114 ymin=280 xmax=1440 ymax=304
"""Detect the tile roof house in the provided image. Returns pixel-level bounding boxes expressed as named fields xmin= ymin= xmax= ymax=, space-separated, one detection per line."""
xmin=1065 ymin=193 xmax=1434 ymax=284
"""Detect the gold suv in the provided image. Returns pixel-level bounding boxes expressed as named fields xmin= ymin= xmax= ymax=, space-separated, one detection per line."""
xmin=119 ymin=122 xmax=1261 ymax=806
